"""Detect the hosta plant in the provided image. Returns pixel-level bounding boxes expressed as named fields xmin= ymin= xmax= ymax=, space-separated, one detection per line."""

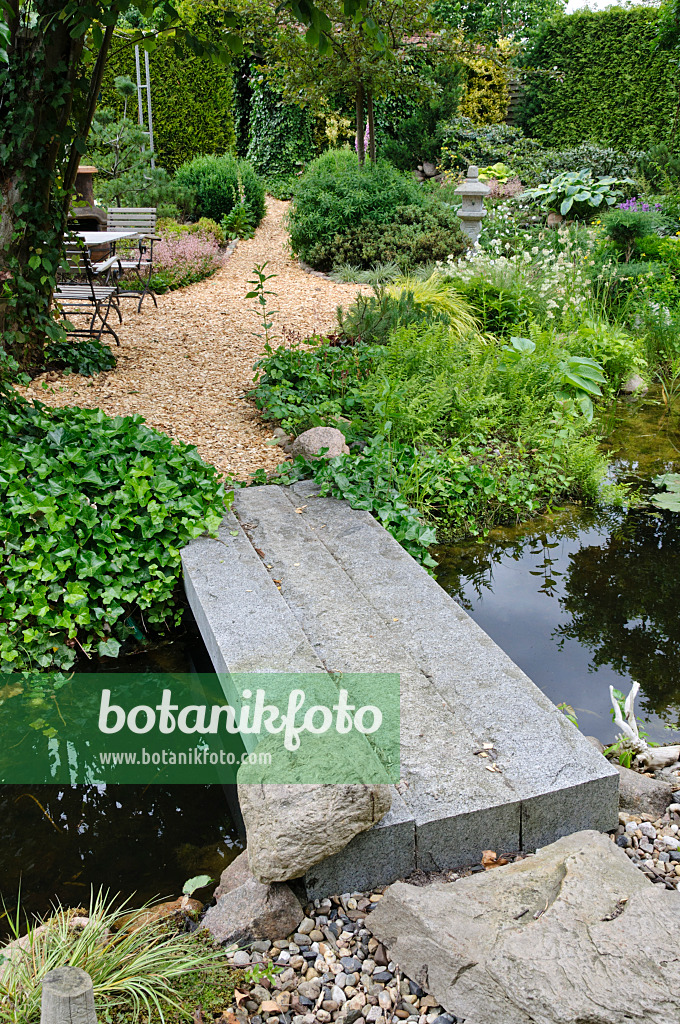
xmin=522 ymin=169 xmax=633 ymax=220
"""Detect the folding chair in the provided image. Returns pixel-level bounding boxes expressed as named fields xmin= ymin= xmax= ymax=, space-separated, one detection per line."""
xmin=54 ymin=244 xmax=122 ymax=345
xmin=106 ymin=208 xmax=160 ymax=311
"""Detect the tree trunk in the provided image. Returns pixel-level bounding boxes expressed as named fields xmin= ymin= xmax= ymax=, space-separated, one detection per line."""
xmin=356 ymin=81 xmax=365 ymax=166
xmin=0 ymin=1 xmax=114 ymax=368
xmin=367 ymin=91 xmax=376 ymax=164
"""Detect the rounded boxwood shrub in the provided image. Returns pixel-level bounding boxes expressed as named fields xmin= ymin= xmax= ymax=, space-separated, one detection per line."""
xmin=175 ymin=153 xmax=266 ymax=226
xmin=288 ymin=150 xmax=467 ymax=271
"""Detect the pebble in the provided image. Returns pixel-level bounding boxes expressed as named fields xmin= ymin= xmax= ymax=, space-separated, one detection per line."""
xmin=234 ymin=950 xmax=251 ymax=966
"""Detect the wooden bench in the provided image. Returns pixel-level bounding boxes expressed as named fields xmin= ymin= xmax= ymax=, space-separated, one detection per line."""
xmin=106 ymin=208 xmax=159 ymax=311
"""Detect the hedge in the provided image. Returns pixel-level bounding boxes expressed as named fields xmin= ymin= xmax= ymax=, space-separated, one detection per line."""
xmin=518 ymin=8 xmax=676 ymax=150
xmin=101 ymin=38 xmax=237 ymax=172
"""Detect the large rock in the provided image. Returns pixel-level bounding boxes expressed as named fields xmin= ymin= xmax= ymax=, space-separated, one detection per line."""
xmin=239 ymin=782 xmax=392 ymax=883
xmin=290 ymin=427 xmax=349 ymax=460
xmin=214 ymin=850 xmax=253 ymax=899
xmin=617 ymin=763 xmax=675 ymax=818
xmin=367 ymin=830 xmax=680 ymax=1024
xmin=200 ymin=868 xmax=303 ymax=945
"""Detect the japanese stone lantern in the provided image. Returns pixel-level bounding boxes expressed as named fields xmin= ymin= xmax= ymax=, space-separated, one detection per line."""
xmin=455 ymin=165 xmax=490 ymax=246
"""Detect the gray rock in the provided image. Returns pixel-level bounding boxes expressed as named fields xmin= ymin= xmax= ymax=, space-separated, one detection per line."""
xmin=617 ymin=763 xmax=675 ymax=818
xmin=214 ymin=850 xmax=253 ymax=899
xmin=367 ymin=830 xmax=680 ymax=1024
xmin=422 ymin=162 xmax=437 ymax=177
xmin=200 ymin=875 xmax=303 ymax=946
xmin=585 ymin=735 xmax=605 ymax=753
xmin=290 ymin=427 xmax=349 ymax=460
xmin=621 ymin=373 xmax=648 ymax=395
xmin=673 ymin=790 xmax=680 ymax=803
xmin=233 ymin=950 xmax=251 ymax=966
xmin=239 ymin=783 xmax=392 ymax=884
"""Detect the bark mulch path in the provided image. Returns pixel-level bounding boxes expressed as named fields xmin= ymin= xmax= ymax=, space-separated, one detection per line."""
xmin=21 ymin=198 xmax=366 ymax=480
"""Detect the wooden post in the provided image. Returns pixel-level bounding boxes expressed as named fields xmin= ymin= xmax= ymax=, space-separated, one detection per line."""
xmin=41 ymin=967 xmax=97 ymax=1024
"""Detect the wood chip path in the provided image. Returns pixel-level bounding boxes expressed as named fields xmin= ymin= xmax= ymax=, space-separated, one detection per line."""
xmin=21 ymin=199 xmax=366 ymax=480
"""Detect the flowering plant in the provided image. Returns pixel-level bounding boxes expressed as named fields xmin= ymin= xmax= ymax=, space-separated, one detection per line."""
xmin=148 ymin=231 xmax=224 ymax=292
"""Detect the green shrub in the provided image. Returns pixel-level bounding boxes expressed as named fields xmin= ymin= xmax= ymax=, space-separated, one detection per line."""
xmin=288 ymin=150 xmax=424 ymax=265
xmin=45 ymin=339 xmax=116 ymax=377
xmin=325 ymin=203 xmax=468 ymax=273
xmin=637 ymin=143 xmax=680 ymax=189
xmin=601 ymin=209 xmax=663 ymax=262
xmin=175 ymin=154 xmax=266 ymax=226
xmin=0 ymin=399 xmax=227 ymax=674
xmin=338 ymin=289 xmax=452 ymax=345
xmin=562 ymin=319 xmax=646 ymax=390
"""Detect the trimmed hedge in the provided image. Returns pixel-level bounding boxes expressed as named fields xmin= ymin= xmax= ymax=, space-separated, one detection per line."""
xmin=519 ymin=8 xmax=676 ymax=150
xmin=175 ymin=153 xmax=266 ymax=225
xmin=101 ymin=38 xmax=236 ymax=172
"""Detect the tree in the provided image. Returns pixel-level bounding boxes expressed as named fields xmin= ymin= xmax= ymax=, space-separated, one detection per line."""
xmin=0 ymin=0 xmax=372 ymax=377
xmin=264 ymin=0 xmax=462 ymax=165
xmin=430 ymin=0 xmax=565 ymax=43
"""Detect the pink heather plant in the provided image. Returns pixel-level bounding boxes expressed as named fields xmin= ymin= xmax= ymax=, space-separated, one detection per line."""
xmin=150 ymin=231 xmax=224 ymax=290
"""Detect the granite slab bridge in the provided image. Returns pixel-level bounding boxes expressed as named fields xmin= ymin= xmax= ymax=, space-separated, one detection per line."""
xmin=181 ymin=482 xmax=618 ymax=898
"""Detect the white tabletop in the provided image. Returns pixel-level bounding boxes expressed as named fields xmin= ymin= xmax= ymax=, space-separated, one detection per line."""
xmin=75 ymin=230 xmax=140 ymax=244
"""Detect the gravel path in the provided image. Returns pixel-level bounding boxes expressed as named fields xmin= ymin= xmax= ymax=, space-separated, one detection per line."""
xmin=21 ymin=199 xmax=366 ymax=480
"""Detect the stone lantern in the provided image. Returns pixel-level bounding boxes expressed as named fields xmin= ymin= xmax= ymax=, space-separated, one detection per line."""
xmin=455 ymin=165 xmax=490 ymax=246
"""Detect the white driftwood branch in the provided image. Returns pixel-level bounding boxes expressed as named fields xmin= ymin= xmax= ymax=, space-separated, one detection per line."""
xmin=609 ymin=682 xmax=648 ymax=752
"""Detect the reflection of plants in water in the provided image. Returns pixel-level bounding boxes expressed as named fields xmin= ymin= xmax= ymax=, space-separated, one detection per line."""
xmin=555 ymin=511 xmax=680 ymax=729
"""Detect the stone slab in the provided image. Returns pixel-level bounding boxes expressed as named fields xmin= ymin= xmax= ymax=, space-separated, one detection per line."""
xmin=290 ymin=479 xmax=619 ymax=843
xmin=183 ymin=485 xmax=620 ymax=896
xmin=233 ymin=485 xmax=525 ymax=871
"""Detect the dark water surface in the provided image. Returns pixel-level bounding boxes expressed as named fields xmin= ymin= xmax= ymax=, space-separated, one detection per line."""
xmin=435 ymin=391 xmax=680 ymax=746
xmin=0 ymin=621 xmax=243 ymax=935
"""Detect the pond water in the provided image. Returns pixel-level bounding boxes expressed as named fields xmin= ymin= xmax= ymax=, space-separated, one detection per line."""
xmin=0 ymin=620 xmax=243 ymax=936
xmin=435 ymin=390 xmax=680 ymax=747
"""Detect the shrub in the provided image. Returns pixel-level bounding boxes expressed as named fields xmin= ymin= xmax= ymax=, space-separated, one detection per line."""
xmin=288 ymin=150 xmax=423 ymax=264
xmin=0 ymin=398 xmax=227 ymax=674
xmin=636 ymin=143 xmax=680 ymax=189
xmin=289 ymin=153 xmax=468 ymax=271
xmin=324 ymin=203 xmax=468 ymax=273
xmin=100 ymin=31 xmax=236 ymax=173
xmin=338 ymin=289 xmax=452 ymax=345
xmin=601 ymin=209 xmax=663 ymax=262
xmin=175 ymin=154 xmax=266 ymax=226
xmin=45 ymin=339 xmax=116 ymax=377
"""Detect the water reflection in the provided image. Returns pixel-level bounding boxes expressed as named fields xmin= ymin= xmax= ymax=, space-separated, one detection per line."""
xmin=436 ymin=390 xmax=680 ymax=744
xmin=436 ymin=505 xmax=680 ymax=744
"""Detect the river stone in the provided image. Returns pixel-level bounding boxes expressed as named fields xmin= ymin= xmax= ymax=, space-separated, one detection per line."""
xmin=616 ymin=763 xmax=675 ymax=818
xmin=289 ymin=427 xmax=349 ymax=460
xmin=239 ymin=783 xmax=392 ymax=883
xmin=200 ymin=874 xmax=303 ymax=945
xmin=366 ymin=830 xmax=680 ymax=1024
xmin=621 ymin=373 xmax=648 ymax=395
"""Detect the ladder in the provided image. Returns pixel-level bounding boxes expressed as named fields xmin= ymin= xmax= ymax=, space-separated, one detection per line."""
xmin=134 ymin=45 xmax=155 ymax=169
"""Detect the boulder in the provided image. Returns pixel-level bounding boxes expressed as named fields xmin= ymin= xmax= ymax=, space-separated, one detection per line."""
xmin=238 ymin=782 xmax=392 ymax=883
xmin=367 ymin=829 xmax=680 ymax=1024
xmin=422 ymin=161 xmax=437 ymax=178
xmin=616 ymin=763 xmax=675 ymax=818
xmin=621 ymin=373 xmax=648 ymax=395
xmin=290 ymin=427 xmax=349 ymax=460
xmin=200 ymin=873 xmax=303 ymax=945
xmin=214 ymin=850 xmax=253 ymax=899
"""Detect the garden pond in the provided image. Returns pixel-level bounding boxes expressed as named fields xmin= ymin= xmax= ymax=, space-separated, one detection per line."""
xmin=436 ymin=388 xmax=680 ymax=746
xmin=2 ymin=389 xmax=680 ymax=933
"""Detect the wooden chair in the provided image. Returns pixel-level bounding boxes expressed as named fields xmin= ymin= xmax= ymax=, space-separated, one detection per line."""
xmin=106 ymin=208 xmax=159 ymax=311
xmin=54 ymin=244 xmax=122 ymax=345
